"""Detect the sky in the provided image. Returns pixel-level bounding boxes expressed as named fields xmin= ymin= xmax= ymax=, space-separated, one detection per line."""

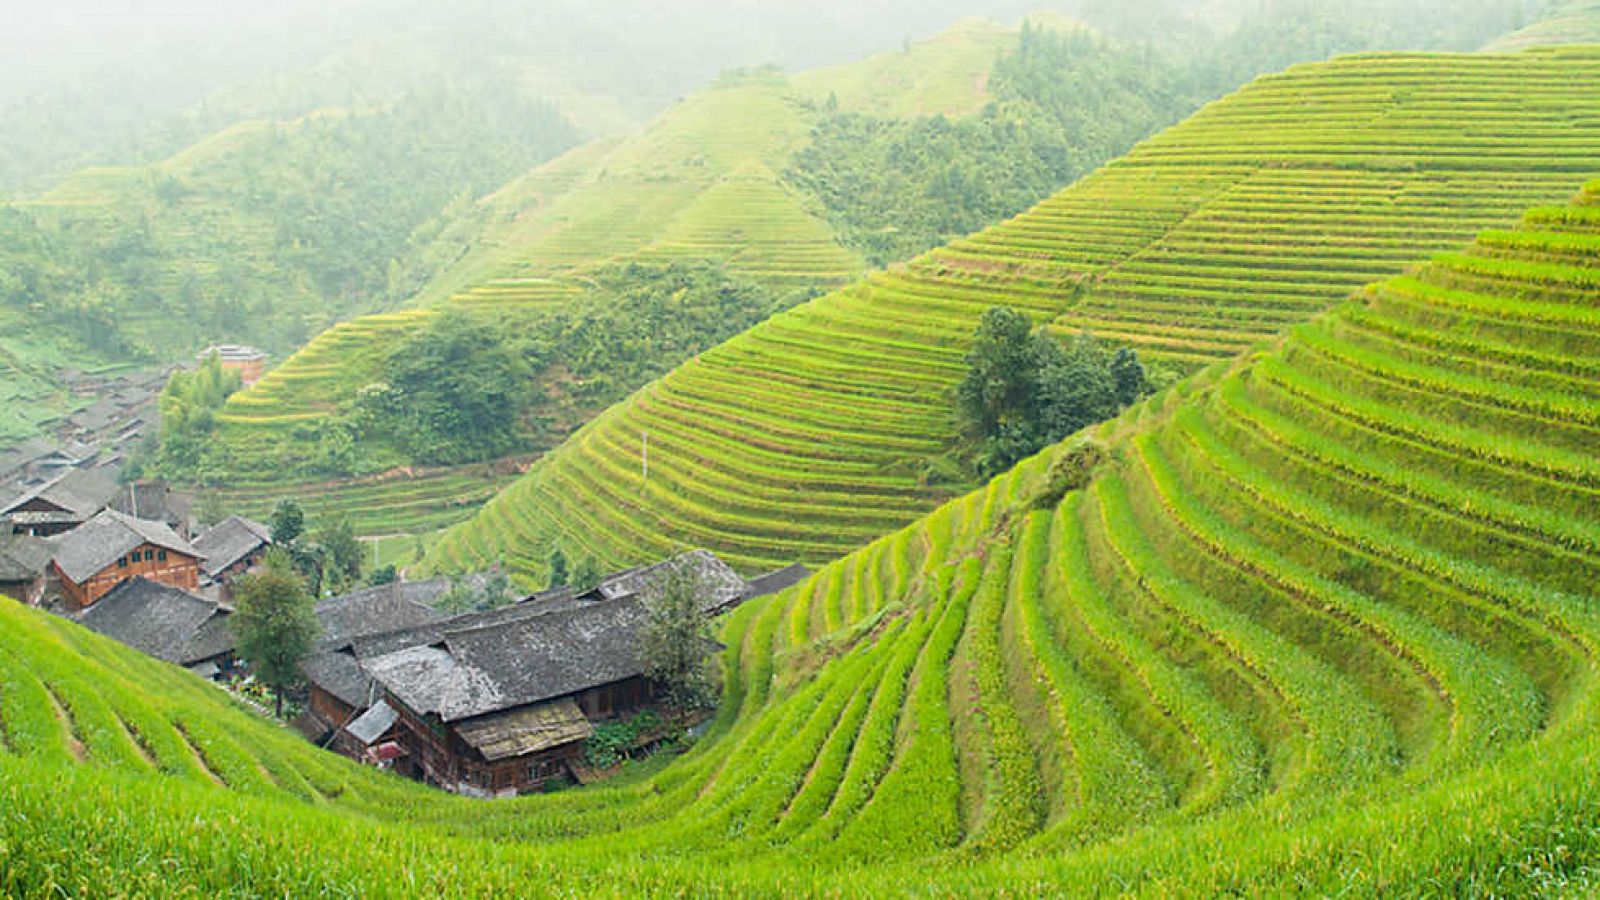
xmin=0 ymin=0 xmax=370 ymax=96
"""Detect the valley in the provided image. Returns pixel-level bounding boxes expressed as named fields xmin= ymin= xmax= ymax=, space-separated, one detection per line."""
xmin=1 ymin=1 xmax=1598 ymax=894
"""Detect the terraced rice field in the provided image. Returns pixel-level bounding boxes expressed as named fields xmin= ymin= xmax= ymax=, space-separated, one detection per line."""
xmin=207 ymin=464 xmax=521 ymax=537
xmin=198 ymin=18 xmax=1057 ymax=526
xmin=201 ymin=73 xmax=871 ymax=519
xmin=3 ymin=186 xmax=1599 ymax=894
xmin=427 ymin=45 xmax=1600 ymax=581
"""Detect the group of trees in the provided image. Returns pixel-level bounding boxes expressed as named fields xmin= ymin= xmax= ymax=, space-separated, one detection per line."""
xmin=956 ymin=306 xmax=1151 ymax=476
xmin=346 ymin=311 xmax=530 ymax=467
xmin=789 ymin=25 xmax=1189 ymax=266
xmin=267 ymin=499 xmax=366 ymax=598
xmin=309 ymin=261 xmax=809 ymax=477
xmin=0 ymin=80 xmax=578 ymax=386
xmin=639 ymin=557 xmax=719 ymax=710
xmin=232 ymin=550 xmax=320 ymax=718
xmin=145 ymin=352 xmax=243 ymax=479
xmin=547 ymin=546 xmax=606 ymax=595
xmin=230 ymin=497 xmax=386 ymax=717
xmin=792 ymin=0 xmax=1547 ymax=269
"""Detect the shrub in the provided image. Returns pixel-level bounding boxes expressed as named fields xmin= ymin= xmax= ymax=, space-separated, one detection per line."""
xmin=1032 ymin=436 xmax=1111 ymax=510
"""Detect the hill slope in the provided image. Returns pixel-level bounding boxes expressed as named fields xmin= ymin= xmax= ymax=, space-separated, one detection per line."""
xmin=1483 ymin=0 xmax=1600 ymax=50
xmin=425 ymin=44 xmax=1600 ymax=581
xmin=1 ymin=183 xmax=1598 ymax=894
xmin=196 ymin=17 xmax=1145 ymax=533
xmin=0 ymin=86 xmax=577 ymax=445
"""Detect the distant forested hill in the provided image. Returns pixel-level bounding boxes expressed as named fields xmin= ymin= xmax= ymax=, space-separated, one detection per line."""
xmin=0 ymin=77 xmax=577 ymax=443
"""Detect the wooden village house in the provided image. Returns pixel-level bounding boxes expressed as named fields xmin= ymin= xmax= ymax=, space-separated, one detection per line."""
xmin=316 ymin=551 xmax=793 ymax=797
xmin=193 ymin=515 xmax=273 ymax=591
xmin=298 ymin=579 xmax=454 ymax=756
xmin=0 ymin=532 xmax=52 ymax=604
xmin=199 ymin=345 xmax=268 ymax=387
xmin=0 ymin=467 xmax=118 ymax=537
xmin=49 ymin=509 xmax=204 ymax=610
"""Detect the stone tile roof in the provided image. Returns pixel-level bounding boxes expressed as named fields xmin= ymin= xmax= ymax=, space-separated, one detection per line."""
xmin=301 ymin=579 xmax=451 ymax=709
xmin=75 ymin=577 xmax=233 ymax=666
xmin=193 ymin=516 xmax=272 ymax=578
xmin=2 ymin=467 xmax=118 ymax=520
xmin=364 ymin=595 xmax=654 ymax=723
xmin=361 ymin=551 xmax=748 ymax=724
xmin=0 ymin=532 xmax=52 ymax=582
xmin=301 ymin=649 xmax=374 ymax=709
xmin=346 ymin=700 xmax=400 ymax=746
xmin=593 ymin=549 xmax=749 ymax=613
xmin=454 ymin=698 xmax=593 ymax=761
xmin=313 ymin=580 xmax=450 ymax=649
xmin=745 ymin=563 xmax=813 ymax=599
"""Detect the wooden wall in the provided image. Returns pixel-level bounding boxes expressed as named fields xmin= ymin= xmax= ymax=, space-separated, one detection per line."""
xmin=57 ymin=544 xmax=201 ymax=609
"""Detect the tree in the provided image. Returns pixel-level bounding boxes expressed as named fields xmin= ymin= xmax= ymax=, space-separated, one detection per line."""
xmin=1110 ymin=346 xmax=1149 ymax=406
xmin=153 ymin=353 xmax=242 ymax=478
xmin=955 ymin=308 xmax=1149 ymax=477
xmin=196 ymin=492 xmax=228 ymax=529
xmin=317 ymin=517 xmax=363 ymax=594
xmin=571 ymin=556 xmax=604 ymax=593
xmin=366 ymin=565 xmax=397 ymax=587
xmin=315 ymin=423 xmax=356 ymax=475
xmin=956 ymin=307 xmax=1038 ymax=437
xmin=638 ymin=558 xmax=718 ymax=710
xmin=435 ymin=574 xmax=480 ymax=615
xmin=1036 ymin=334 xmax=1120 ymax=441
xmin=269 ymin=499 xmax=305 ymax=548
xmin=373 ymin=311 xmax=532 ymax=465
xmin=233 ymin=550 xmax=320 ymax=717
xmin=547 ymin=547 xmax=570 ymax=588
xmin=290 ymin=543 xmax=328 ymax=598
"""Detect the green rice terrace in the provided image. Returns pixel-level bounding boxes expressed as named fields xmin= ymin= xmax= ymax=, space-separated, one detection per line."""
xmin=425 ymin=44 xmax=1600 ymax=582
xmin=2 ymin=183 xmax=1599 ymax=894
xmin=198 ymin=20 xmax=1041 ymax=533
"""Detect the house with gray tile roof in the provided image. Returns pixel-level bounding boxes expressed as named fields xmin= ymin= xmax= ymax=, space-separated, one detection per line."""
xmin=75 ymin=577 xmax=235 ymax=677
xmin=48 ymin=509 xmax=204 ymax=610
xmin=193 ymin=516 xmax=272 ymax=583
xmin=1 ymin=467 xmax=118 ymax=536
xmin=0 ymin=532 xmax=52 ymax=604
xmin=352 ymin=550 xmax=752 ymax=798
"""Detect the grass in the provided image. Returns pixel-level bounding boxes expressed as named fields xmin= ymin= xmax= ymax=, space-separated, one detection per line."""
xmin=1 ymin=185 xmax=1599 ymax=892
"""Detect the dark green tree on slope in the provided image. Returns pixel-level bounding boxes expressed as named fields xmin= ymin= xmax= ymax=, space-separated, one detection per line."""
xmin=232 ymin=549 xmax=320 ymax=717
xmin=957 ymin=306 xmax=1149 ymax=477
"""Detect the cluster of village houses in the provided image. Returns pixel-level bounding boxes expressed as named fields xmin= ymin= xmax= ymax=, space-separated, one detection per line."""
xmin=0 ymin=453 xmax=809 ymax=798
xmin=0 ymin=346 xmax=268 ymax=507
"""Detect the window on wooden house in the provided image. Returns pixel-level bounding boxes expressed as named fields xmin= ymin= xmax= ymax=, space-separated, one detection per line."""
xmin=157 ymin=550 xmax=167 ymax=561
xmin=117 ymin=557 xmax=128 ymax=568
xmin=528 ymin=757 xmax=563 ymax=782
xmin=144 ymin=549 xmax=154 ymax=562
